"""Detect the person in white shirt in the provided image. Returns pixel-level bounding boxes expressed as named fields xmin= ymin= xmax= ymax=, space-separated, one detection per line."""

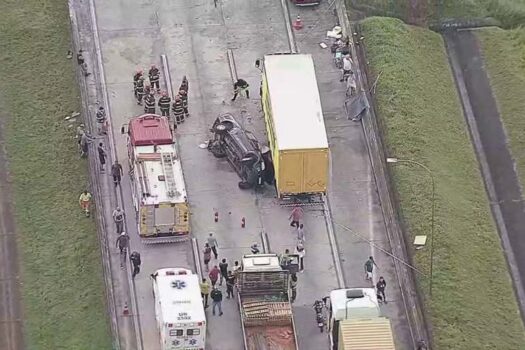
xmin=294 ymin=242 xmax=305 ymax=272
xmin=340 ymin=55 xmax=354 ymax=82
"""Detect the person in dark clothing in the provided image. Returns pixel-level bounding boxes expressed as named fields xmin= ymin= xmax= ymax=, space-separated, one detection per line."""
xmin=290 ymin=273 xmax=298 ymax=303
xmin=158 ymin=92 xmax=171 ymax=117
xmin=130 ymin=251 xmax=141 ymax=278
xmin=96 ymin=107 xmax=107 ymax=135
xmin=144 ymin=93 xmax=156 ymax=114
xmin=97 ymin=143 xmax=106 ymax=171
xmin=179 ymin=89 xmax=189 ymax=118
xmin=148 ymin=64 xmax=160 ymax=92
xmin=111 ymin=161 xmax=123 ymax=186
xmin=133 ymin=69 xmax=143 ymax=97
xmin=135 ymin=76 xmax=145 ymax=105
xmin=219 ymin=258 xmax=228 ymax=286
xmin=180 ymin=75 xmax=189 ymax=94
xmin=231 ymin=79 xmax=250 ymax=101
xmin=210 ymin=287 xmax=223 ymax=316
xmin=116 ymin=232 xmax=129 ymax=254
xmin=225 ymin=271 xmax=235 ymax=299
xmin=376 ymin=276 xmax=387 ymax=303
xmin=171 ymin=95 xmax=185 ymax=124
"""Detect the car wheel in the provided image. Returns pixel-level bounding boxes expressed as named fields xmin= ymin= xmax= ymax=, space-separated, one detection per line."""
xmin=208 ymin=141 xmax=226 ymax=158
xmin=214 ymin=121 xmax=234 ymax=134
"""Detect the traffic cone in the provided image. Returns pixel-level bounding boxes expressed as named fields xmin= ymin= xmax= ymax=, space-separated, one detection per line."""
xmin=214 ymin=211 xmax=219 ymax=223
xmin=241 ymin=217 xmax=246 ymax=228
xmin=293 ymin=16 xmax=303 ymax=30
xmin=123 ymin=302 xmax=129 ymax=316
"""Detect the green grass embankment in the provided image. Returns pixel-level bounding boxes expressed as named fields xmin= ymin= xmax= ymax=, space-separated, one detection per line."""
xmin=348 ymin=0 xmax=525 ymax=28
xmin=0 ymin=0 xmax=111 ymax=349
xmin=477 ymin=27 xmax=525 ymax=192
xmin=361 ymin=17 xmax=525 ymax=349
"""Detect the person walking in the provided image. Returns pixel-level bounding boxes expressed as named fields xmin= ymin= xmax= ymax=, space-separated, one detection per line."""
xmin=111 ymin=161 xmax=123 ymax=186
xmin=289 ymin=273 xmax=298 ymax=303
xmin=112 ymin=207 xmax=125 ymax=234
xmin=207 ymin=233 xmax=219 ymax=259
xmin=116 ymin=232 xmax=130 ymax=254
xmin=158 ymin=91 xmax=171 ymax=117
xmin=79 ymin=131 xmax=95 ymax=158
xmin=203 ymin=243 xmax=212 ymax=271
xmin=171 ymin=94 xmax=185 ymax=125
xmin=250 ymin=242 xmax=260 ymax=254
xmin=219 ymin=258 xmax=228 ymax=286
xmin=79 ymin=190 xmax=92 ymax=217
xmin=296 ymin=223 xmax=305 ymax=242
xmin=289 ymin=206 xmax=304 ymax=228
xmin=148 ymin=64 xmax=161 ymax=93
xmin=135 ymin=76 xmax=145 ymax=105
xmin=226 ymin=271 xmax=235 ymax=299
xmin=210 ymin=287 xmax=223 ymax=316
xmin=180 ymin=75 xmax=189 ymax=94
xmin=97 ymin=143 xmax=106 ymax=171
xmin=130 ymin=251 xmax=141 ymax=278
xmin=144 ymin=92 xmax=156 ymax=114
xmin=179 ymin=89 xmax=189 ymax=119
xmin=294 ymin=242 xmax=305 ymax=272
xmin=364 ymin=256 xmax=378 ymax=281
xmin=231 ymin=78 xmax=250 ymax=101
xmin=95 ymin=106 xmax=107 ymax=135
xmin=209 ymin=265 xmax=220 ymax=287
xmin=200 ymin=278 xmax=211 ymax=308
xmin=376 ymin=276 xmax=387 ymax=303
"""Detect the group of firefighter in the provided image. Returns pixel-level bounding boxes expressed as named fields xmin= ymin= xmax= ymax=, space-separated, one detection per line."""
xmin=133 ymin=65 xmax=189 ymax=126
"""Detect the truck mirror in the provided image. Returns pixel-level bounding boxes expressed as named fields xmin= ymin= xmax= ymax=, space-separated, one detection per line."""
xmin=255 ymin=59 xmax=261 ymax=69
xmin=121 ymin=125 xmax=128 ymax=134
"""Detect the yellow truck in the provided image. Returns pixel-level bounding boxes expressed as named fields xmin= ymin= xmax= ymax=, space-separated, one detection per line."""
xmin=257 ymin=53 xmax=329 ymax=198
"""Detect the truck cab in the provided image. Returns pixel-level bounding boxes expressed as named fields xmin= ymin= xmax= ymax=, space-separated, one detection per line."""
xmin=328 ymin=288 xmax=395 ymax=350
xmin=152 ymin=268 xmax=206 ymax=350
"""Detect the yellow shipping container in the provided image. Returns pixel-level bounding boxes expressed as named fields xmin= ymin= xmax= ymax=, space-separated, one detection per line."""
xmin=260 ymin=54 xmax=329 ymax=197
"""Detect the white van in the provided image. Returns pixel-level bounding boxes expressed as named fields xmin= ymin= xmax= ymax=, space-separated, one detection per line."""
xmin=152 ymin=268 xmax=206 ymax=350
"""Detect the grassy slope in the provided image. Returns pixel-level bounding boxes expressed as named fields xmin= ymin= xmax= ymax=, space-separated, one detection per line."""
xmin=349 ymin=0 xmax=525 ymax=27
xmin=361 ymin=17 xmax=525 ymax=349
xmin=0 ymin=0 xmax=111 ymax=349
xmin=477 ymin=27 xmax=525 ymax=194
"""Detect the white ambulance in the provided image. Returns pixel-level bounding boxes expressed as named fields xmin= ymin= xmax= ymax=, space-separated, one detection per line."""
xmin=152 ymin=268 xmax=206 ymax=350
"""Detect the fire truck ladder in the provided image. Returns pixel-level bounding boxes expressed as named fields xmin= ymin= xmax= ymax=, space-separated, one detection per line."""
xmin=160 ymin=152 xmax=179 ymax=198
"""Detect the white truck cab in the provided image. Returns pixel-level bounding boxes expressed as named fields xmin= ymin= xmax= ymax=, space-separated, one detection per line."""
xmin=152 ymin=268 xmax=206 ymax=350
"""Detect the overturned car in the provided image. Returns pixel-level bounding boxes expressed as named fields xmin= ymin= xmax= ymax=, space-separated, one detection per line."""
xmin=208 ymin=113 xmax=273 ymax=189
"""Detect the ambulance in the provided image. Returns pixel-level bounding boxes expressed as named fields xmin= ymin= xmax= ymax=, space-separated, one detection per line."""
xmin=152 ymin=268 xmax=206 ymax=350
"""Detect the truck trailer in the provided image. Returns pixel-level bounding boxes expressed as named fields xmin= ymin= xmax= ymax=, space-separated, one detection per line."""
xmin=258 ymin=53 xmax=329 ymax=198
xmin=122 ymin=114 xmax=190 ymax=243
xmin=328 ymin=288 xmax=395 ymax=350
xmin=238 ymin=254 xmax=298 ymax=350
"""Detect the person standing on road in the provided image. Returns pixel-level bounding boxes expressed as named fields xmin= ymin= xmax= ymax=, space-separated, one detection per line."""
xmin=111 ymin=161 xmax=123 ymax=186
xmin=250 ymin=242 xmax=260 ymax=254
xmin=135 ymin=76 xmax=145 ymax=105
xmin=200 ymin=278 xmax=211 ymax=308
xmin=232 ymin=260 xmax=241 ymax=279
xmin=79 ymin=130 xmax=95 ymax=158
xmin=294 ymin=242 xmax=305 ymax=272
xmin=97 ymin=142 xmax=106 ymax=172
xmin=364 ymin=256 xmax=378 ymax=281
xmin=79 ymin=190 xmax=92 ymax=217
xmin=226 ymin=271 xmax=235 ymax=299
xmin=219 ymin=258 xmax=228 ymax=286
xmin=180 ymin=75 xmax=189 ymax=95
xmin=116 ymin=232 xmax=130 ymax=254
xmin=289 ymin=273 xmax=298 ymax=303
xmin=231 ymin=79 xmax=250 ymax=101
xmin=144 ymin=92 xmax=156 ymax=114
xmin=296 ymin=223 xmax=305 ymax=242
xmin=148 ymin=64 xmax=161 ymax=93
xmin=179 ymin=89 xmax=189 ymax=119
xmin=210 ymin=287 xmax=223 ymax=316
xmin=95 ymin=106 xmax=107 ymax=135
xmin=203 ymin=243 xmax=212 ymax=271
xmin=340 ymin=55 xmax=354 ymax=82
xmin=171 ymin=95 xmax=185 ymax=125
xmin=207 ymin=233 xmax=219 ymax=259
xmin=376 ymin=276 xmax=387 ymax=303
xmin=289 ymin=206 xmax=304 ymax=228
xmin=133 ymin=69 xmax=143 ymax=97
xmin=112 ymin=207 xmax=125 ymax=234
xmin=130 ymin=251 xmax=141 ymax=278
xmin=209 ymin=265 xmax=220 ymax=287
xmin=158 ymin=91 xmax=171 ymax=117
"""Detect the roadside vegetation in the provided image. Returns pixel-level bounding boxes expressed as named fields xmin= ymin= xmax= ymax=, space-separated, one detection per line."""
xmin=348 ymin=0 xmax=525 ymax=27
xmin=0 ymin=0 xmax=111 ymax=349
xmin=477 ymin=27 xmax=525 ymax=191
xmin=361 ymin=16 xmax=525 ymax=349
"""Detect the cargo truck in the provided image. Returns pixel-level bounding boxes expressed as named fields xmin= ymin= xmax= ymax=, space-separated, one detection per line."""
xmin=256 ymin=53 xmax=329 ymax=198
xmin=238 ymin=254 xmax=299 ymax=350
xmin=121 ymin=114 xmax=190 ymax=243
xmin=328 ymin=288 xmax=395 ymax=350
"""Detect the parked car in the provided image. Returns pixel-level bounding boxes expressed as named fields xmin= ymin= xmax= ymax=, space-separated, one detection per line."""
xmin=208 ymin=113 xmax=265 ymax=189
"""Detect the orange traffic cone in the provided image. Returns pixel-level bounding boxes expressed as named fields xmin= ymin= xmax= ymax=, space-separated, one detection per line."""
xmin=293 ymin=16 xmax=303 ymax=30
xmin=123 ymin=302 xmax=130 ymax=316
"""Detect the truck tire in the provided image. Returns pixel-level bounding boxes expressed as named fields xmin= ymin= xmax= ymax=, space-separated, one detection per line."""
xmin=213 ymin=121 xmax=234 ymax=134
xmin=208 ymin=141 xmax=226 ymax=158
